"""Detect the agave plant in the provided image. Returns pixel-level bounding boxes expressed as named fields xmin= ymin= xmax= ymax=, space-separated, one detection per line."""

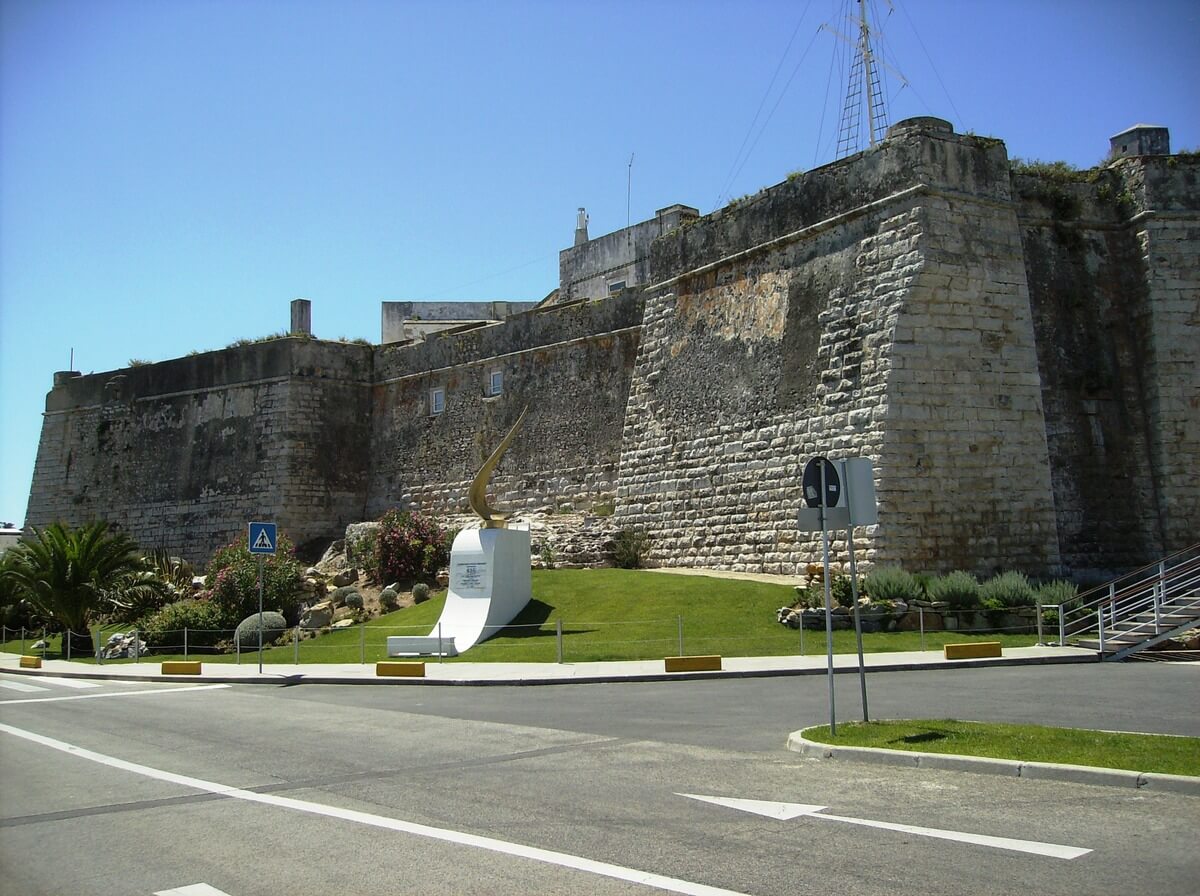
xmin=104 ymin=549 xmax=198 ymax=624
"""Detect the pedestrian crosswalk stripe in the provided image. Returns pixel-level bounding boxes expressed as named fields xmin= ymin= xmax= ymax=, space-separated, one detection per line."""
xmin=0 ymin=679 xmax=47 ymax=693
xmin=36 ymin=676 xmax=101 ymax=689
xmin=0 ymin=682 xmax=229 ymax=705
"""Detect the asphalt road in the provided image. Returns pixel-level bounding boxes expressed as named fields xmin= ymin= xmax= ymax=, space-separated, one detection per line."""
xmin=1 ymin=663 xmax=1197 ymax=896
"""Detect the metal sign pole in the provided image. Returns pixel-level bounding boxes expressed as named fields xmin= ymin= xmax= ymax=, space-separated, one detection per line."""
xmin=258 ymin=555 xmax=264 ymax=674
xmin=820 ymin=463 xmax=836 ymax=736
xmin=841 ymin=459 xmax=869 ymax=723
xmin=846 ymin=521 xmax=869 ymax=723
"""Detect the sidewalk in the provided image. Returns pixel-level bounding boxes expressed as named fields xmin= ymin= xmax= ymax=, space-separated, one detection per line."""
xmin=0 ymin=645 xmax=1097 ymax=686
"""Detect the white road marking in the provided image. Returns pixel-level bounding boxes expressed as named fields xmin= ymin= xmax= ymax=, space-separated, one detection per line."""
xmin=154 ymin=885 xmax=234 ymax=896
xmin=679 ymin=794 xmax=1092 ymax=861
xmin=1 ymin=723 xmax=752 ymax=896
xmin=0 ymin=679 xmax=47 ymax=693
xmin=0 ymin=683 xmax=230 ymax=706
xmin=680 ymin=794 xmax=826 ymax=820
xmin=33 ymin=675 xmax=101 ymax=689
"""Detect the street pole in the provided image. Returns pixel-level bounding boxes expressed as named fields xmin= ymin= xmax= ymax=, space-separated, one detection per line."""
xmin=820 ymin=462 xmax=836 ymax=736
xmin=258 ymin=555 xmax=264 ymax=674
xmin=841 ymin=459 xmax=869 ymax=723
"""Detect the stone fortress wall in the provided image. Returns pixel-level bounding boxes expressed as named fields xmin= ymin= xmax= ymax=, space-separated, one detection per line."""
xmin=28 ymin=341 xmax=374 ymax=559
xmin=25 ymin=119 xmax=1199 ymax=578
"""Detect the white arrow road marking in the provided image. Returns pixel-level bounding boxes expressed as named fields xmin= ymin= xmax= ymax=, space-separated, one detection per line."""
xmin=0 ymin=723 xmax=753 ymax=896
xmin=679 ymin=794 xmax=827 ymax=820
xmin=678 ymin=794 xmax=1092 ymax=861
xmin=155 ymin=885 xmax=234 ymax=896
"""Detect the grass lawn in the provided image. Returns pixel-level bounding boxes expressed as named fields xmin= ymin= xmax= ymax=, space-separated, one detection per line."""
xmin=802 ymin=719 xmax=1200 ymax=777
xmin=3 ymin=569 xmax=1041 ymax=665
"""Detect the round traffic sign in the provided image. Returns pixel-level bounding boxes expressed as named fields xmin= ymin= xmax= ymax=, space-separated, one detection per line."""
xmin=802 ymin=457 xmax=841 ymax=508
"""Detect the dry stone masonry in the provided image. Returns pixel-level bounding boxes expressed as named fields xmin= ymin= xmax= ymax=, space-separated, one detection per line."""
xmin=25 ymin=119 xmax=1199 ymax=581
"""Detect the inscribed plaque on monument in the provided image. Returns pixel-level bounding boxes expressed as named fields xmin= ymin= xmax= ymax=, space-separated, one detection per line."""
xmin=453 ymin=559 xmax=489 ymax=597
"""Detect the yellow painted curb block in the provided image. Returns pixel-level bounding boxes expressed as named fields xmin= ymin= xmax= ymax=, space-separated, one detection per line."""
xmin=377 ymin=661 xmax=426 ymax=678
xmin=943 ymin=641 xmax=1002 ymax=660
xmin=161 ymin=661 xmax=202 ymax=675
xmin=19 ymin=655 xmax=42 ymax=669
xmin=664 ymin=655 xmax=722 ymax=673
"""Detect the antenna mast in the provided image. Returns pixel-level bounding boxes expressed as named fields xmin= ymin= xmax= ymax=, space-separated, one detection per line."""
xmin=836 ymin=0 xmax=891 ymax=158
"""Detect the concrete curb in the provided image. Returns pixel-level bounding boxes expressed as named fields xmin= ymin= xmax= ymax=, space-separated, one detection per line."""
xmin=786 ymin=732 xmax=1200 ymax=796
xmin=0 ymin=650 xmax=1098 ymax=688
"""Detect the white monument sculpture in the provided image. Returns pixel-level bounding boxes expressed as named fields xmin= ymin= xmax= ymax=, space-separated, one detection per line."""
xmin=386 ymin=409 xmax=533 ymax=657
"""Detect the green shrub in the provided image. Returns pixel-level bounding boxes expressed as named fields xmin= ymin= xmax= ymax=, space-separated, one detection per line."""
xmin=235 ymin=611 xmax=288 ymax=648
xmin=412 ymin=582 xmax=431 ymax=603
xmin=368 ymin=510 xmax=452 ymax=584
xmin=612 ymin=529 xmax=651 ymax=569
xmin=331 ymin=585 xmax=359 ymax=606
xmin=141 ymin=599 xmax=227 ymax=648
xmin=1036 ymin=579 xmax=1079 ymax=610
xmin=927 ymin=570 xmax=981 ymax=609
xmin=379 ymin=588 xmax=399 ymax=611
xmin=344 ymin=591 xmax=364 ymax=610
xmin=863 ymin=566 xmax=922 ymax=603
xmin=830 ymin=575 xmax=859 ymax=608
xmin=980 ymin=571 xmax=1035 ymax=609
xmin=200 ymin=535 xmax=304 ymax=627
xmin=793 ymin=583 xmax=822 ymax=609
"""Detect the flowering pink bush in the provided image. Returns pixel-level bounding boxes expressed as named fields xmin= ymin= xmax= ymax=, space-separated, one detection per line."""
xmin=199 ymin=534 xmax=303 ymax=626
xmin=369 ymin=510 xmax=452 ymax=584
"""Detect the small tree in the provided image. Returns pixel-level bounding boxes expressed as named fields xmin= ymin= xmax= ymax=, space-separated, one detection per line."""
xmin=2 ymin=521 xmax=152 ymax=654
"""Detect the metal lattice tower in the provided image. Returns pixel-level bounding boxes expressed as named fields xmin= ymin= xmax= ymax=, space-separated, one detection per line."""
xmin=836 ymin=0 xmax=890 ymax=158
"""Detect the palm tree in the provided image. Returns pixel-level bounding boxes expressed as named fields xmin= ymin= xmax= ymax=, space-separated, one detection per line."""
xmin=3 ymin=521 xmax=151 ymax=655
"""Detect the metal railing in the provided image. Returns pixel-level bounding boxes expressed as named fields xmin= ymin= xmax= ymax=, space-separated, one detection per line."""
xmin=1061 ymin=543 xmax=1200 ymax=660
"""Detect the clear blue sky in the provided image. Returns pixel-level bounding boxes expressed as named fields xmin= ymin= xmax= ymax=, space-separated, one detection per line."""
xmin=2 ymin=0 xmax=1197 ymax=527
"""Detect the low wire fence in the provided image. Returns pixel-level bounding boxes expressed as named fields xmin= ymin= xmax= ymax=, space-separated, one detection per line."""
xmin=1 ymin=604 xmax=1066 ymax=666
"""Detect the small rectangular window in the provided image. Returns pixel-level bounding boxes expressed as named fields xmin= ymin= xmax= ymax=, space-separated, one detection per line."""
xmin=607 ymin=280 xmax=627 ymax=294
xmin=429 ymin=387 xmax=445 ymax=415
xmin=488 ymin=369 xmax=503 ymax=396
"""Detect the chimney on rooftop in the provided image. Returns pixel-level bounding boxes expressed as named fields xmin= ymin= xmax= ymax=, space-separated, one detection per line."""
xmin=574 ymin=208 xmax=589 ymax=246
xmin=291 ymin=298 xmax=312 ymax=336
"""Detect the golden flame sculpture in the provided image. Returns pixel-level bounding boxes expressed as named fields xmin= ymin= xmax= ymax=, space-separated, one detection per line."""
xmin=468 ymin=406 xmax=529 ymax=529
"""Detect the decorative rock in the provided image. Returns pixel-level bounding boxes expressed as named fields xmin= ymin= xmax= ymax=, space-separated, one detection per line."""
xmin=99 ymin=631 xmax=149 ymax=659
xmin=300 ymin=601 xmax=333 ymax=630
xmin=331 ymin=618 xmax=356 ymax=629
xmin=331 ymin=568 xmax=359 ymax=587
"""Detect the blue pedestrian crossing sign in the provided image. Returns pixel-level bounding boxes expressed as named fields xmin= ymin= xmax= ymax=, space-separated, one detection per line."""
xmin=248 ymin=522 xmax=278 ymax=555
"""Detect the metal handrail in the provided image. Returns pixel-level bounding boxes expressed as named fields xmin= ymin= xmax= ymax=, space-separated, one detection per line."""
xmin=1061 ymin=543 xmax=1200 ymax=651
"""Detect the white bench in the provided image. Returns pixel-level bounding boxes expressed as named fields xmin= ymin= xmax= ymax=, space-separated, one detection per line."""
xmin=386 ymin=635 xmax=459 ymax=657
